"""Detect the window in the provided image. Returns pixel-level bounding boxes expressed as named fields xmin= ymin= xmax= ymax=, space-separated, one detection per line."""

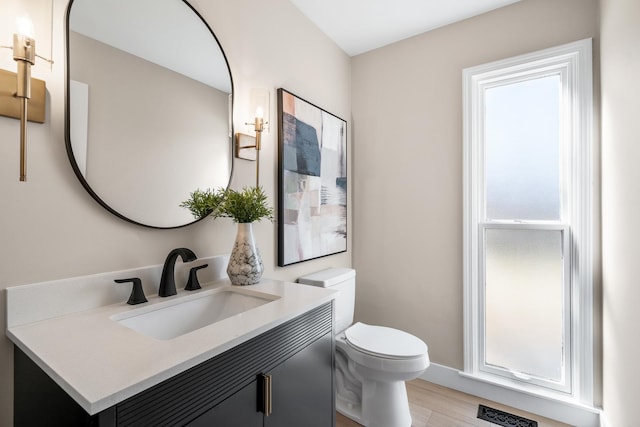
xmin=463 ymin=39 xmax=593 ymax=401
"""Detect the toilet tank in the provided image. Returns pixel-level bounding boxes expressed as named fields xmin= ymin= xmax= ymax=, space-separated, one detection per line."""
xmin=298 ymin=268 xmax=355 ymax=334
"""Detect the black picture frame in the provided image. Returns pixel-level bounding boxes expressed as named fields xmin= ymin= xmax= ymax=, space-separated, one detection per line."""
xmin=277 ymin=88 xmax=347 ymax=266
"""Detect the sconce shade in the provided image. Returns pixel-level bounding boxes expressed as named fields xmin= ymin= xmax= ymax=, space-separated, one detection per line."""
xmin=0 ymin=69 xmax=46 ymax=123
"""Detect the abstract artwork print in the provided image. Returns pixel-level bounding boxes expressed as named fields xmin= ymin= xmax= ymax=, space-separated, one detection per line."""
xmin=277 ymin=89 xmax=347 ymax=266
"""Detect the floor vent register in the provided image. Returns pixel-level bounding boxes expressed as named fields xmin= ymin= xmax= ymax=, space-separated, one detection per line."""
xmin=477 ymin=404 xmax=538 ymax=427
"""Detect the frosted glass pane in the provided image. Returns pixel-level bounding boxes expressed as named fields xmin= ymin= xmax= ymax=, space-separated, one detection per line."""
xmin=485 ymin=75 xmax=561 ymax=220
xmin=484 ymin=228 xmax=565 ymax=382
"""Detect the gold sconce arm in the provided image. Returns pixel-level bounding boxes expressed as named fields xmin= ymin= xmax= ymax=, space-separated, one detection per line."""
xmin=235 ymin=90 xmax=270 ymax=188
xmin=13 ymin=34 xmax=35 ymax=92
xmin=13 ymin=34 xmax=35 ymax=182
xmin=235 ymin=114 xmax=268 ymax=188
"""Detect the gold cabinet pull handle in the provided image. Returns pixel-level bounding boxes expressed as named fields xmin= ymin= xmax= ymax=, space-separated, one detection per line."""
xmin=259 ymin=373 xmax=273 ymax=416
xmin=265 ymin=373 xmax=272 ymax=416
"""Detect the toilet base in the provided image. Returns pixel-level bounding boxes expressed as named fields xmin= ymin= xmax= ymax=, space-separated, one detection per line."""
xmin=336 ymin=398 xmax=363 ymax=424
xmin=337 ymin=379 xmax=412 ymax=427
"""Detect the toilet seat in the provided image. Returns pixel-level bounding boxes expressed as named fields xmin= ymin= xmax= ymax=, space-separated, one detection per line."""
xmin=345 ymin=322 xmax=428 ymax=360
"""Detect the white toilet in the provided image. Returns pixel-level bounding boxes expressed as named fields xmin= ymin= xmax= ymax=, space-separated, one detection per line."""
xmin=298 ymin=268 xmax=430 ymax=427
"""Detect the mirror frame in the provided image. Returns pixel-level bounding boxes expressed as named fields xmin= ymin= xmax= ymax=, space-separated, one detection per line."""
xmin=64 ymin=0 xmax=234 ymax=229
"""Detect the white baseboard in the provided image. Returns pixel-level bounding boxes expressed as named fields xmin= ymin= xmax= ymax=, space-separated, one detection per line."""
xmin=419 ymin=363 xmax=601 ymax=427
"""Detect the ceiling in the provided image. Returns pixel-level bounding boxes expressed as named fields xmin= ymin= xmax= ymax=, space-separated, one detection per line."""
xmin=288 ymin=0 xmax=522 ymax=56
xmin=68 ymin=0 xmax=523 ymax=88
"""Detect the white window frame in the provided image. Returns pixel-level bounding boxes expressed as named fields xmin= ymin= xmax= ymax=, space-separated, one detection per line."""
xmin=463 ymin=39 xmax=593 ymax=403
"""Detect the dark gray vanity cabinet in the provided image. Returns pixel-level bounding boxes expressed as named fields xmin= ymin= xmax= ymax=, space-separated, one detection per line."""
xmin=14 ymin=302 xmax=334 ymax=427
xmin=187 ymin=333 xmax=334 ymax=427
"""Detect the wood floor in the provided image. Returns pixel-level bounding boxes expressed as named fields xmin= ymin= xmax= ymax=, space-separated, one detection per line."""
xmin=336 ymin=379 xmax=572 ymax=427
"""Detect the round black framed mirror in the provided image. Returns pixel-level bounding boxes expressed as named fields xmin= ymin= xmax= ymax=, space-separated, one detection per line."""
xmin=65 ymin=0 xmax=233 ymax=228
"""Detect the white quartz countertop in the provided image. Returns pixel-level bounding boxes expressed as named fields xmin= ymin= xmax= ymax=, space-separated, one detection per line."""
xmin=6 ymin=260 xmax=336 ymax=415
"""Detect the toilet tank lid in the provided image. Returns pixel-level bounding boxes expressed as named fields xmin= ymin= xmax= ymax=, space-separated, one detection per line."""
xmin=297 ymin=268 xmax=355 ymax=287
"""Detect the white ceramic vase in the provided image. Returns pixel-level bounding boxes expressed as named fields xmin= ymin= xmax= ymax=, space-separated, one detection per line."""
xmin=227 ymin=222 xmax=264 ymax=286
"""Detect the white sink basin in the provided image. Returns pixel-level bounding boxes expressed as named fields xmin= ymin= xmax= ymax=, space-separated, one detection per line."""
xmin=112 ymin=287 xmax=280 ymax=340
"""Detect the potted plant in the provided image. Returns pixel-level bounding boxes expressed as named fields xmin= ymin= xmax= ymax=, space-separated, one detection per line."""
xmin=181 ymin=186 xmax=274 ymax=285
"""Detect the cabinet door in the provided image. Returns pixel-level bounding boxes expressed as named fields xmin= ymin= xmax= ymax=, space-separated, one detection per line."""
xmin=264 ymin=332 xmax=334 ymax=427
xmin=187 ymin=380 xmax=262 ymax=427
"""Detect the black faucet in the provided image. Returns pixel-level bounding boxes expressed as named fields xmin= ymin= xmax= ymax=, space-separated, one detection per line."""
xmin=158 ymin=248 xmax=197 ymax=297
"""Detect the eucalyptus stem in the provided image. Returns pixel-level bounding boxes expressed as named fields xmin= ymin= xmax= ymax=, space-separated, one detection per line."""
xmin=181 ymin=186 xmax=274 ymax=223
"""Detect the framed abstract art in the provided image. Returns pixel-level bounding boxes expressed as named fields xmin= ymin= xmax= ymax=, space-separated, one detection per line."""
xmin=277 ymin=89 xmax=347 ymax=266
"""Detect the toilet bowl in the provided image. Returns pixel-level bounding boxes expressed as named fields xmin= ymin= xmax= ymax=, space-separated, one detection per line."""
xmin=298 ymin=268 xmax=430 ymax=427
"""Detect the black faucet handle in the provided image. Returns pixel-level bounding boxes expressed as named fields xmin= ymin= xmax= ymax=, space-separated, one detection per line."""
xmin=185 ymin=264 xmax=209 ymax=291
xmin=115 ymin=278 xmax=148 ymax=305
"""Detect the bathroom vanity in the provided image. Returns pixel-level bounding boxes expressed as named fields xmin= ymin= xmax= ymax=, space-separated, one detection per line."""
xmin=6 ymin=256 xmax=336 ymax=426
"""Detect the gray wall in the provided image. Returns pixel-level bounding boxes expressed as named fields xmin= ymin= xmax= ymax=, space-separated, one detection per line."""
xmin=601 ymin=0 xmax=640 ymax=425
xmin=351 ymin=0 xmax=600 ymax=401
xmin=0 ymin=0 xmax=351 ymax=424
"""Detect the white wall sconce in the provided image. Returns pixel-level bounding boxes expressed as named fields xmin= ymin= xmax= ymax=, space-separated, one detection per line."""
xmin=0 ymin=15 xmax=53 ymax=182
xmin=235 ymin=89 xmax=270 ymax=187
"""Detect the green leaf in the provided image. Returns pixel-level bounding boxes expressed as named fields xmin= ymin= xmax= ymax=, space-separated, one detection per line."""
xmin=180 ymin=186 xmax=274 ymax=223
xmin=179 ymin=188 xmax=226 ymax=219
